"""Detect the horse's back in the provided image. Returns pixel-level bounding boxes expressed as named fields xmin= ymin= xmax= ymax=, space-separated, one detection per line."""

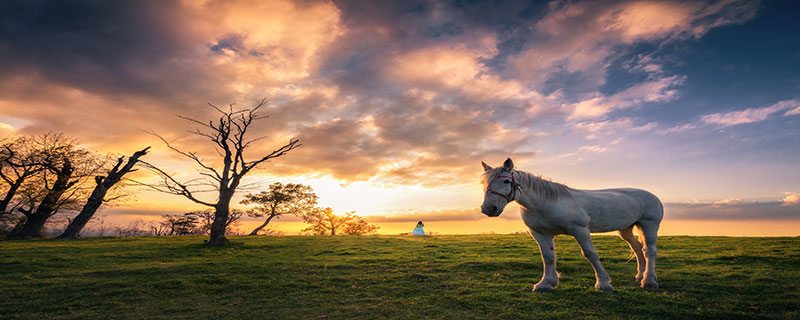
xmin=574 ymin=188 xmax=663 ymax=232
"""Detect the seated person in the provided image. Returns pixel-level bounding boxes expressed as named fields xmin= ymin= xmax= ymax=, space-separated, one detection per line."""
xmin=412 ymin=221 xmax=425 ymax=235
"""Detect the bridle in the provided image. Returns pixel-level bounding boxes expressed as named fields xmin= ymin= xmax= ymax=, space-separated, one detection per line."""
xmin=485 ymin=172 xmax=522 ymax=202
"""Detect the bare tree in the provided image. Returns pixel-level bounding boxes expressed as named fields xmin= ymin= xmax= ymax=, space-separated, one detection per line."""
xmin=150 ymin=220 xmax=170 ymax=236
xmin=90 ymin=214 xmax=109 ymax=236
xmin=6 ymin=134 xmax=103 ymax=239
xmin=160 ymin=213 xmax=200 ymax=235
xmin=241 ymin=182 xmax=317 ymax=235
xmin=112 ymin=219 xmax=148 ymax=237
xmin=140 ymin=99 xmax=300 ymax=244
xmin=301 ymin=208 xmax=379 ymax=236
xmin=59 ymin=147 xmax=150 ymax=238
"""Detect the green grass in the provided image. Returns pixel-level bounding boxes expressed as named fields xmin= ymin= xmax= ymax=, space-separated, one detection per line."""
xmin=1 ymin=235 xmax=799 ymax=319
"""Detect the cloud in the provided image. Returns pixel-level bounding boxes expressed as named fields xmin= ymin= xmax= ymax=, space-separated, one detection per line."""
xmin=0 ymin=0 xmax=765 ymax=188
xmin=701 ymin=99 xmax=799 ymax=127
xmin=270 ymin=93 xmax=540 ymax=185
xmin=782 ymin=192 xmax=800 ymax=206
xmin=783 ymin=105 xmax=800 ymax=116
xmin=665 ymin=193 xmax=800 ymax=219
xmin=0 ymin=122 xmax=16 ymax=137
xmin=572 ymin=117 xmax=657 ymax=139
xmin=509 ymin=0 xmax=758 ymax=87
xmin=656 ymin=123 xmax=697 ymax=135
xmin=578 ymin=145 xmax=607 ymax=153
xmin=568 ymin=75 xmax=684 ymax=120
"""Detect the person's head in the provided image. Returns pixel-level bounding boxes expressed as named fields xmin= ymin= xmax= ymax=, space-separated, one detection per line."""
xmin=417 ymin=221 xmax=424 ymax=226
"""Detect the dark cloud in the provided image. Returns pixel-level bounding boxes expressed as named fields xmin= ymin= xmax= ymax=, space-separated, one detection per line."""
xmin=0 ymin=1 xmax=199 ymax=98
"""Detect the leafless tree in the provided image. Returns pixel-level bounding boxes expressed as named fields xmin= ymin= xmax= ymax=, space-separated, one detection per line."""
xmin=112 ymin=219 xmax=148 ymax=237
xmin=150 ymin=221 xmax=170 ymax=236
xmin=159 ymin=213 xmax=200 ymax=235
xmin=139 ymin=99 xmax=300 ymax=244
xmin=90 ymin=214 xmax=109 ymax=236
xmin=59 ymin=147 xmax=150 ymax=238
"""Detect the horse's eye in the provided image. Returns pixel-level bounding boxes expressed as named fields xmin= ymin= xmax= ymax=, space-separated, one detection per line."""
xmin=503 ymin=180 xmax=511 ymax=184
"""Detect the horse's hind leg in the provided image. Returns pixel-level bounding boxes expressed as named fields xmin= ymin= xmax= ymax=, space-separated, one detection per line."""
xmin=637 ymin=221 xmax=660 ymax=289
xmin=572 ymin=228 xmax=614 ymax=292
xmin=618 ymin=226 xmax=645 ymax=282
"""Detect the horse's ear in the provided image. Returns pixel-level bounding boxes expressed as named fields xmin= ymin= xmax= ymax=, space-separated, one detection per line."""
xmin=503 ymin=157 xmax=514 ymax=171
xmin=481 ymin=161 xmax=492 ymax=172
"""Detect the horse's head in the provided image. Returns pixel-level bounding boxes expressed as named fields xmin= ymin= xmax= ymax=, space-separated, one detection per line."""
xmin=480 ymin=157 xmax=520 ymax=217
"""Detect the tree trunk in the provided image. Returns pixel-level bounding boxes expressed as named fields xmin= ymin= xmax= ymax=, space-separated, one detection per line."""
xmin=7 ymin=159 xmax=74 ymax=239
xmin=58 ymin=185 xmax=106 ymax=239
xmin=209 ymin=201 xmax=231 ymax=244
xmin=249 ymin=213 xmax=277 ymax=235
xmin=11 ymin=213 xmax=50 ymax=238
xmin=6 ymin=216 xmax=26 ymax=238
xmin=59 ymin=147 xmax=149 ymax=239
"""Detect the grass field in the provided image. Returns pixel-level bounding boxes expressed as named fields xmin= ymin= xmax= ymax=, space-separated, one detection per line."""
xmin=1 ymin=235 xmax=799 ymax=319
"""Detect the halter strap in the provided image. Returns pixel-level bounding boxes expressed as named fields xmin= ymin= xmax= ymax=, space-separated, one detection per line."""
xmin=486 ymin=173 xmax=521 ymax=202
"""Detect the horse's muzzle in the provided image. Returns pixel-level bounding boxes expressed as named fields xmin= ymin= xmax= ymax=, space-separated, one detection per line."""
xmin=481 ymin=205 xmax=501 ymax=217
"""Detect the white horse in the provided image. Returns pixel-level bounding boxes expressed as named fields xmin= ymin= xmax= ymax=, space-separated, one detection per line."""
xmin=480 ymin=158 xmax=663 ymax=292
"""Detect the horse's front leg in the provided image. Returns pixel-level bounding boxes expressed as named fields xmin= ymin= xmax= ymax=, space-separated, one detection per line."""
xmin=531 ymin=231 xmax=559 ymax=292
xmin=572 ymin=229 xmax=614 ymax=292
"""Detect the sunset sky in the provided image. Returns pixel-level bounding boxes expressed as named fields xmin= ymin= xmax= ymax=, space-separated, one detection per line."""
xmin=1 ymin=0 xmax=798 ymax=235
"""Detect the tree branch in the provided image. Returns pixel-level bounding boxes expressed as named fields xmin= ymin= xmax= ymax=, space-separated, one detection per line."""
xmin=136 ymin=161 xmax=216 ymax=207
xmin=146 ymin=132 xmax=222 ymax=181
xmin=242 ymin=139 xmax=301 ymax=175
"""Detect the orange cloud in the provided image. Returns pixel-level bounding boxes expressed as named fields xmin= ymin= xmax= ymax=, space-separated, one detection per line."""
xmin=782 ymin=192 xmax=800 ymax=206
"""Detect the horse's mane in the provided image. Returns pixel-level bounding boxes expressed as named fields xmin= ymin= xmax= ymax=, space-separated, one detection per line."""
xmin=483 ymin=168 xmax=572 ymax=200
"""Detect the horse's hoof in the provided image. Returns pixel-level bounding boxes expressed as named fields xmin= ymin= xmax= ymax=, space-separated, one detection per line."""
xmin=533 ymin=284 xmax=555 ymax=293
xmin=533 ymin=286 xmax=553 ymax=293
xmin=595 ymin=283 xmax=614 ymax=292
xmin=641 ymin=280 xmax=658 ymax=289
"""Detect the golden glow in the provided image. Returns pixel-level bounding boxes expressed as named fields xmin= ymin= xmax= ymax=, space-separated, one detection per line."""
xmin=111 ymin=213 xmax=800 ymax=237
xmin=246 ymin=174 xmax=483 ymax=217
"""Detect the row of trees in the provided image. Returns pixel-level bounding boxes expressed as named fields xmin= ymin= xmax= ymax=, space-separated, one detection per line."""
xmin=2 ymin=99 xmax=379 ymax=242
xmin=0 ymin=133 xmax=148 ymax=239
xmin=152 ymin=210 xmax=243 ymax=236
